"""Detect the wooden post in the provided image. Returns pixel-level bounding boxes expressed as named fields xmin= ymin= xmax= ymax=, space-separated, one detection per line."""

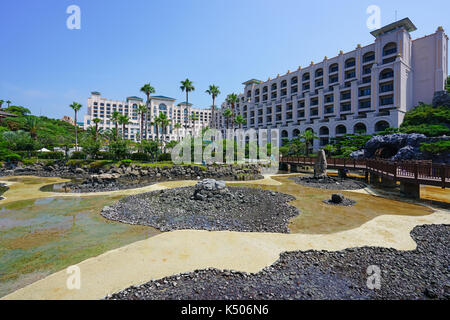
xmin=394 ymin=162 xmax=397 ymax=180
xmin=414 ymin=163 xmax=418 ymax=181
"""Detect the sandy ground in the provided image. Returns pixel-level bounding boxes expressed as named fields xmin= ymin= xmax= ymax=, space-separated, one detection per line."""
xmin=2 ymin=174 xmax=449 ymax=300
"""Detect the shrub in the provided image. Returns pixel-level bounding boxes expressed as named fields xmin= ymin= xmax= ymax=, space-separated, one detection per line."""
xmin=66 ymin=159 xmax=88 ymax=167
xmin=89 ymin=160 xmax=111 ymax=169
xmin=37 ymin=151 xmax=64 ymax=159
xmin=119 ymin=159 xmax=132 ymax=166
xmin=419 ymin=140 xmax=450 ymax=154
xmin=130 ymin=152 xmax=151 ymax=161
xmin=96 ymin=151 xmax=114 ymax=160
xmin=157 ymin=152 xmax=172 ymax=162
xmin=71 ymin=151 xmax=87 ymax=159
xmin=4 ymin=153 xmax=22 ymax=163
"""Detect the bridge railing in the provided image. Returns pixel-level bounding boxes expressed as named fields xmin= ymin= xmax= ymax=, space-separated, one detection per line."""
xmin=280 ymin=156 xmax=449 ymax=187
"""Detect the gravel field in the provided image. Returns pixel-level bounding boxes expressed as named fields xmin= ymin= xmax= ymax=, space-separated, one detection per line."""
xmin=106 ymin=224 xmax=450 ymax=300
xmin=291 ymin=176 xmax=366 ymax=190
xmin=101 ymin=186 xmax=300 ymax=233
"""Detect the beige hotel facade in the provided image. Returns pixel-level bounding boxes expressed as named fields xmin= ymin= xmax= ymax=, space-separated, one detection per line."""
xmin=83 ymin=92 xmax=212 ymax=142
xmin=214 ymin=18 xmax=448 ymax=149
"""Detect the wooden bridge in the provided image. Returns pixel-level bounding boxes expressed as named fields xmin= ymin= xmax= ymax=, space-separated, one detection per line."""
xmin=280 ymin=156 xmax=450 ymax=197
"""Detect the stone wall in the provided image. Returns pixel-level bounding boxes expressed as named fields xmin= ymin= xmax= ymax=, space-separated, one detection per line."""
xmin=0 ymin=161 xmax=264 ymax=182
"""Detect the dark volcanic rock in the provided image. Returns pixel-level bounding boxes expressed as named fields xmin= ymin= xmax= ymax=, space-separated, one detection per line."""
xmin=105 ymin=224 xmax=450 ymax=300
xmin=101 ymin=186 xmax=300 ymax=233
xmin=291 ymin=176 xmax=366 ymax=190
xmin=323 ymin=193 xmax=356 ymax=206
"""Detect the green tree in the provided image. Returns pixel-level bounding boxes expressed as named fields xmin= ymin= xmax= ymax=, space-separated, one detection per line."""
xmin=6 ymin=100 xmax=11 ymax=108
xmin=189 ymin=113 xmax=199 ymax=135
xmin=69 ymin=102 xmax=82 ymax=151
xmin=234 ymin=114 xmax=246 ymax=129
xmin=92 ymin=117 xmax=101 ymax=141
xmin=0 ymin=100 xmax=3 ymax=110
xmin=206 ymin=85 xmax=220 ymax=128
xmin=140 ymin=83 xmax=156 ymax=139
xmin=110 ymin=111 xmax=121 ymax=140
xmin=4 ymin=106 xmax=31 ymax=116
xmin=174 ymin=122 xmax=182 ymax=141
xmin=223 ymin=108 xmax=233 ymax=129
xmin=24 ymin=116 xmax=40 ymax=140
xmin=180 ymin=79 xmax=195 ymax=130
xmin=299 ymin=130 xmax=318 ymax=155
xmin=226 ymin=93 xmax=239 ymax=129
xmin=138 ymin=104 xmax=147 ymax=141
xmin=118 ymin=114 xmax=130 ymax=139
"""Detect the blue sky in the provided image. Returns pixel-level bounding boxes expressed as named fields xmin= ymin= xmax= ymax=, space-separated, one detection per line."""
xmin=1 ymin=0 xmax=449 ymax=119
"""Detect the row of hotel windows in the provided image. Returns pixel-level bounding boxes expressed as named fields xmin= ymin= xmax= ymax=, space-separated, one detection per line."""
xmin=244 ymin=43 xmax=398 ymax=101
xmin=245 ymin=68 xmax=394 ymax=103
xmin=238 ymin=95 xmax=394 ymax=122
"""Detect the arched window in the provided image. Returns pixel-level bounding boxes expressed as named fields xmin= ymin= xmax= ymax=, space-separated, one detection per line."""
xmin=281 ymin=130 xmax=289 ymax=138
xmin=302 ymin=73 xmax=310 ymax=81
xmin=159 ymin=103 xmax=167 ymax=111
xmin=375 ymin=120 xmax=390 ymax=132
xmin=354 ymin=123 xmax=367 ymax=134
xmin=383 ymin=42 xmax=397 ymax=56
xmin=315 ymin=68 xmax=323 ymax=77
xmin=363 ymin=51 xmax=375 ymax=63
xmin=345 ymin=58 xmax=356 ymax=68
xmin=293 ymin=129 xmax=300 ymax=137
xmin=319 ymin=126 xmax=329 ymax=136
xmin=329 ymin=63 xmax=339 ymax=73
xmin=380 ymin=68 xmax=394 ymax=80
xmin=335 ymin=125 xmax=347 ymax=135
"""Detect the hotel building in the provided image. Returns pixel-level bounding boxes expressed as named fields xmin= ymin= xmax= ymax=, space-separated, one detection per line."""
xmin=214 ymin=18 xmax=448 ymax=149
xmin=83 ymin=92 xmax=212 ymax=142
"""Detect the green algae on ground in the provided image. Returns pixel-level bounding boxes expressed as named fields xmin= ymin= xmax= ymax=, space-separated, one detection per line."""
xmin=0 ymin=195 xmax=158 ymax=298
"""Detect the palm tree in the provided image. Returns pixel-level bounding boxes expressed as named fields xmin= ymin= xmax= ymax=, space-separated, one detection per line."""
xmin=69 ymin=102 xmax=82 ymax=151
xmin=153 ymin=113 xmax=162 ymax=143
xmin=158 ymin=113 xmax=170 ymax=151
xmin=118 ymin=114 xmax=130 ymax=139
xmin=189 ymin=113 xmax=199 ymax=136
xmin=174 ymin=122 xmax=182 ymax=141
xmin=299 ymin=130 xmax=318 ymax=155
xmin=206 ymin=85 xmax=220 ymax=128
xmin=140 ymin=83 xmax=156 ymax=139
xmin=223 ymin=108 xmax=233 ymax=129
xmin=0 ymin=100 xmax=4 ymax=110
xmin=6 ymin=100 xmax=11 ymax=108
xmin=226 ymin=93 xmax=239 ymax=129
xmin=110 ymin=111 xmax=121 ymax=140
xmin=92 ymin=118 xmax=101 ymax=141
xmin=234 ymin=115 xmax=246 ymax=129
xmin=25 ymin=116 xmax=39 ymax=140
xmin=180 ymin=79 xmax=195 ymax=131
xmin=138 ymin=104 xmax=147 ymax=141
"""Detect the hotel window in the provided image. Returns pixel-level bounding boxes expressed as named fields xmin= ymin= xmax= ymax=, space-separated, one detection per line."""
xmin=281 ymin=80 xmax=287 ymax=88
xmin=329 ymin=64 xmax=338 ymax=73
xmin=345 ymin=70 xmax=356 ymax=79
xmin=315 ymin=68 xmax=323 ymax=78
xmin=271 ymin=83 xmax=277 ymax=91
xmin=329 ymin=75 xmax=338 ymax=83
xmin=302 ymin=73 xmax=310 ymax=81
xmin=345 ymin=58 xmax=355 ymax=69
xmin=340 ymin=103 xmax=351 ymax=112
xmin=363 ymin=52 xmax=375 ymax=63
xmin=383 ymin=42 xmax=397 ymax=56
xmin=380 ymin=96 xmax=394 ymax=106
xmin=291 ymin=77 xmax=298 ymax=85
xmin=359 ymin=88 xmax=371 ymax=97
